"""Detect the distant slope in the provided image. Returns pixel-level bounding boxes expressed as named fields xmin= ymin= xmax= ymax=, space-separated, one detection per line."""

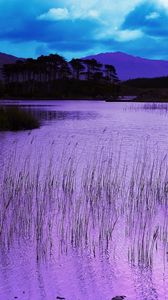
xmin=83 ymin=52 xmax=168 ymax=80
xmin=0 ymin=52 xmax=22 ymax=79
xmin=124 ymin=76 xmax=168 ymax=89
xmin=0 ymin=52 xmax=20 ymax=65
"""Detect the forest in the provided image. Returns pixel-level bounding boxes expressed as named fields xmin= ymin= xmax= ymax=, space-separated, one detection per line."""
xmin=123 ymin=76 xmax=168 ymax=89
xmin=120 ymin=76 xmax=168 ymax=101
xmin=0 ymin=54 xmax=119 ymax=99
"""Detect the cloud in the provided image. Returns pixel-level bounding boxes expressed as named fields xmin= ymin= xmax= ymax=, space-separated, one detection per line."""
xmin=0 ymin=0 xmax=168 ymax=60
xmin=36 ymin=0 xmax=144 ymax=26
xmin=156 ymin=0 xmax=168 ymax=9
xmin=38 ymin=8 xmax=70 ymax=20
xmin=145 ymin=11 xmax=160 ymax=19
xmin=37 ymin=7 xmax=100 ymax=21
xmin=114 ymin=29 xmax=143 ymax=41
xmin=0 ymin=17 xmax=102 ymax=56
xmin=122 ymin=2 xmax=168 ymax=37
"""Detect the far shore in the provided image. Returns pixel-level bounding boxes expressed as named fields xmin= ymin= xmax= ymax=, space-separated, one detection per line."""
xmin=1 ymin=96 xmax=168 ymax=103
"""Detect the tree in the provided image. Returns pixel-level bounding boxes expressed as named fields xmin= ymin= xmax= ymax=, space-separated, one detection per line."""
xmin=47 ymin=54 xmax=68 ymax=80
xmin=1 ymin=53 xmax=120 ymax=99
xmin=70 ymin=59 xmax=84 ymax=80
xmin=104 ymin=64 xmax=118 ymax=82
xmin=82 ymin=59 xmax=103 ymax=81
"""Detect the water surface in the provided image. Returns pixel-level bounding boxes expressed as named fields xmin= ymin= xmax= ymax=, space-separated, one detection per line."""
xmin=0 ymin=100 xmax=168 ymax=300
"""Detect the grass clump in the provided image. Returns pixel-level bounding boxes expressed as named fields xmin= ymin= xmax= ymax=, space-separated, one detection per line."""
xmin=0 ymin=106 xmax=40 ymax=131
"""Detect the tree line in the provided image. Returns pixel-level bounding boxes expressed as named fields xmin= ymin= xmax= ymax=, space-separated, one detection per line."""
xmin=1 ymin=54 xmax=120 ymax=99
xmin=123 ymin=76 xmax=168 ymax=89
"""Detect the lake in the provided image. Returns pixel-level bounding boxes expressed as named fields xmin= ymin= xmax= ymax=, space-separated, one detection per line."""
xmin=0 ymin=100 xmax=168 ymax=300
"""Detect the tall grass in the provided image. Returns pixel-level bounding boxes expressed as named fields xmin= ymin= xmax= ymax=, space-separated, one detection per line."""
xmin=0 ymin=106 xmax=40 ymax=131
xmin=127 ymin=102 xmax=168 ymax=114
xmin=0 ymin=137 xmax=167 ymax=266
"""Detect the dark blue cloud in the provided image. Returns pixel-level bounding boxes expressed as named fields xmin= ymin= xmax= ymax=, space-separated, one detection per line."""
xmin=0 ymin=0 xmax=101 ymax=54
xmin=0 ymin=0 xmax=67 ymax=33
xmin=122 ymin=2 xmax=168 ymax=37
xmin=0 ymin=0 xmax=168 ymax=60
xmin=0 ymin=18 xmax=99 ymax=42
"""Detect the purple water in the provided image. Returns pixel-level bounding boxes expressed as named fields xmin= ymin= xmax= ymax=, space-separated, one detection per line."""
xmin=0 ymin=100 xmax=168 ymax=300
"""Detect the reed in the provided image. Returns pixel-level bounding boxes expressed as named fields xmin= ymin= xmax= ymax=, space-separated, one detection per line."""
xmin=127 ymin=102 xmax=168 ymax=114
xmin=0 ymin=106 xmax=40 ymax=131
xmin=0 ymin=137 xmax=167 ymax=266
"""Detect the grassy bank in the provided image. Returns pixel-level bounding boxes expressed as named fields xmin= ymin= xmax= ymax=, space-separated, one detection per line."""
xmin=0 ymin=106 xmax=40 ymax=131
xmin=121 ymin=76 xmax=168 ymax=102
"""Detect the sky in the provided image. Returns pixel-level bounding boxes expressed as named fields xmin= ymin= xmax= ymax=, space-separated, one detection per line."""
xmin=0 ymin=0 xmax=168 ymax=60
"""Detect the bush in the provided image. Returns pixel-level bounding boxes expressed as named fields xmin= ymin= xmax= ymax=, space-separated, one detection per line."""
xmin=0 ymin=106 xmax=40 ymax=131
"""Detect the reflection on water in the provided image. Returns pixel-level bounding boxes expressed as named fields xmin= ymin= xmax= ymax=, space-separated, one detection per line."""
xmin=33 ymin=110 xmax=99 ymax=121
xmin=0 ymin=100 xmax=168 ymax=300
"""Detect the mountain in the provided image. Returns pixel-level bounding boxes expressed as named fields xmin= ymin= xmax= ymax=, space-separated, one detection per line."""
xmin=1 ymin=51 xmax=168 ymax=82
xmin=0 ymin=52 xmax=22 ymax=79
xmin=0 ymin=52 xmax=20 ymax=65
xmin=83 ymin=52 xmax=168 ymax=81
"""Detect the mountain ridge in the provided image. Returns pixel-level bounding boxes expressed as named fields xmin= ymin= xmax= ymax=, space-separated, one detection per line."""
xmin=89 ymin=51 xmax=168 ymax=63
xmin=0 ymin=51 xmax=168 ymax=81
xmin=0 ymin=52 xmax=24 ymax=79
xmin=83 ymin=52 xmax=168 ymax=80
xmin=0 ymin=52 xmax=21 ymax=64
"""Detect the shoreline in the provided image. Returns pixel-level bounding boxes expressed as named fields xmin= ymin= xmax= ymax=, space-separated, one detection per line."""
xmin=1 ymin=97 xmax=168 ymax=103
